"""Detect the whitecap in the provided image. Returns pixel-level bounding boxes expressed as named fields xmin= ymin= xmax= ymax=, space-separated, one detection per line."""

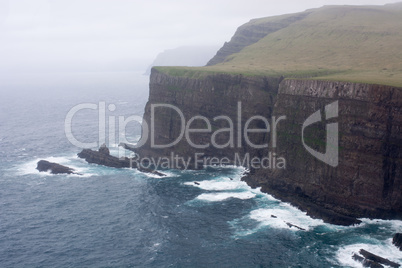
xmin=357 ymin=218 xmax=402 ymax=233
xmin=16 ymin=156 xmax=71 ymax=176
xmin=248 ymin=206 xmax=325 ymax=231
xmin=15 ymin=155 xmax=97 ymax=177
xmin=184 ymin=178 xmax=248 ymax=191
xmin=157 ymin=170 xmax=180 ymax=178
xmin=137 ymin=170 xmax=166 ymax=178
xmin=336 ymin=241 xmax=402 ymax=268
xmin=196 ymin=192 xmax=256 ymax=202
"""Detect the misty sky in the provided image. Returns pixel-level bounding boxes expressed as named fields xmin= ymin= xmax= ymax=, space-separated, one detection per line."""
xmin=0 ymin=0 xmax=396 ymax=74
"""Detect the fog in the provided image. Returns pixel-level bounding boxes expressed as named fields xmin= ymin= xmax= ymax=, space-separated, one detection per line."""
xmin=0 ymin=0 xmax=395 ymax=91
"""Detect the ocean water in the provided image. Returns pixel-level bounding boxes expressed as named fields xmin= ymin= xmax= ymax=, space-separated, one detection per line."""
xmin=0 ymin=72 xmax=401 ymax=267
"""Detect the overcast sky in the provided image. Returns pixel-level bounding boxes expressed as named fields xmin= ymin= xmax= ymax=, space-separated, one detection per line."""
xmin=0 ymin=0 xmax=396 ymax=74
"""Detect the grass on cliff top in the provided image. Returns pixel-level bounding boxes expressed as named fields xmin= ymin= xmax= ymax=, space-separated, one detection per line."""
xmin=156 ymin=3 xmax=402 ymax=87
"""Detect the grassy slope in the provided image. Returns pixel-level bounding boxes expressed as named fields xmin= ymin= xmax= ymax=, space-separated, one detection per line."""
xmin=156 ymin=3 xmax=402 ymax=87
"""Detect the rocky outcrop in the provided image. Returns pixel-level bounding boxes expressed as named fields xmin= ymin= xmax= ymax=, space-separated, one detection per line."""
xmin=36 ymin=160 xmax=78 ymax=175
xmin=394 ymin=233 xmax=402 ymax=251
xmin=206 ymin=11 xmax=310 ymax=66
xmin=352 ymin=249 xmax=400 ymax=268
xmin=246 ymin=79 xmax=402 ymax=223
xmin=98 ymin=143 xmax=110 ymax=155
xmin=78 ymin=145 xmax=165 ymax=176
xmin=137 ymin=69 xmax=281 ymax=169
xmin=78 ymin=148 xmax=131 ymax=168
xmin=137 ymin=69 xmax=402 ymax=225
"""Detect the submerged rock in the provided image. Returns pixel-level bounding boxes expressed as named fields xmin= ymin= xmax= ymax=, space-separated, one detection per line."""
xmin=352 ymin=253 xmax=383 ymax=268
xmin=36 ymin=160 xmax=78 ymax=175
xmin=393 ymin=233 xmax=402 ymax=251
xmin=139 ymin=68 xmax=402 ymax=225
xmin=352 ymin=249 xmax=400 ymax=268
xmin=285 ymin=222 xmax=306 ymax=231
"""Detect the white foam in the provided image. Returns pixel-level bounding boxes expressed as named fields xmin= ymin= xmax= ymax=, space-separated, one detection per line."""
xmin=16 ymin=155 xmax=97 ymax=177
xmin=358 ymin=218 xmax=402 ymax=233
xmin=17 ymin=156 xmax=71 ymax=176
xmin=248 ymin=207 xmax=325 ymax=231
xmin=336 ymin=241 xmax=402 ymax=268
xmin=159 ymin=171 xmax=180 ymax=178
xmin=184 ymin=178 xmax=248 ymax=191
xmin=196 ymin=192 xmax=256 ymax=202
xmin=138 ymin=170 xmax=166 ymax=178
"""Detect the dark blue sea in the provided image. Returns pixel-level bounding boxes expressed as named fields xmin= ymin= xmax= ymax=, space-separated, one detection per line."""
xmin=0 ymin=71 xmax=401 ymax=267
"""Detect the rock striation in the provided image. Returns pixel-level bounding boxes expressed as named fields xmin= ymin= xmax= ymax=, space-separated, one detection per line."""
xmin=136 ymin=68 xmax=402 ymax=225
xmin=246 ymin=79 xmax=402 ymax=224
xmin=138 ymin=69 xmax=281 ymax=169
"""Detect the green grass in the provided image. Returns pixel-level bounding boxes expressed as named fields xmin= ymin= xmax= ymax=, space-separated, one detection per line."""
xmin=155 ymin=4 xmax=402 ymax=87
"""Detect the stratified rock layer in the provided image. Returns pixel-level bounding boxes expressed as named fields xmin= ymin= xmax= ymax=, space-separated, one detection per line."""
xmin=248 ymin=79 xmax=402 ymax=224
xmin=136 ymin=69 xmax=402 ymax=225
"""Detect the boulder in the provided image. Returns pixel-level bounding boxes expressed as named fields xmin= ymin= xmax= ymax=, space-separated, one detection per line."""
xmin=78 ymin=148 xmax=131 ymax=168
xmin=393 ymin=233 xmax=402 ymax=251
xmin=36 ymin=160 xmax=77 ymax=175
xmin=99 ymin=143 xmax=110 ymax=155
xmin=78 ymin=146 xmax=165 ymax=177
xmin=352 ymin=253 xmax=383 ymax=268
xmin=352 ymin=249 xmax=400 ymax=268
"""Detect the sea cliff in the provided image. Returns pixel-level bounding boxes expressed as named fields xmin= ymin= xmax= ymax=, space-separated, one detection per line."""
xmin=136 ymin=68 xmax=402 ymax=225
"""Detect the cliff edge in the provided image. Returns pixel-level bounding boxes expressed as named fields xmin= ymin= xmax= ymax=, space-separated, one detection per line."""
xmin=136 ymin=69 xmax=401 ymax=225
xmin=137 ymin=4 xmax=402 ymax=225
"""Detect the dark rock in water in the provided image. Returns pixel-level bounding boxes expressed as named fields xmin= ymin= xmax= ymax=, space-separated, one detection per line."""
xmin=352 ymin=253 xmax=384 ymax=268
xmin=393 ymin=233 xmax=402 ymax=251
xmin=99 ymin=143 xmax=110 ymax=155
xmin=37 ymin=160 xmax=78 ymax=175
xmin=141 ymin=69 xmax=402 ymax=225
xmin=271 ymin=215 xmax=277 ymax=218
xmin=352 ymin=249 xmax=400 ymax=268
xmin=78 ymin=146 xmax=165 ymax=177
xmin=78 ymin=148 xmax=131 ymax=168
xmin=194 ymin=182 xmax=200 ymax=185
xmin=285 ymin=222 xmax=306 ymax=231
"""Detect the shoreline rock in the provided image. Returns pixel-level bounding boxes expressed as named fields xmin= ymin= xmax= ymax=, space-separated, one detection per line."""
xmin=77 ymin=146 xmax=165 ymax=177
xmin=393 ymin=233 xmax=402 ymax=251
xmin=352 ymin=249 xmax=400 ymax=268
xmin=242 ymin=173 xmax=362 ymax=226
xmin=36 ymin=160 xmax=79 ymax=175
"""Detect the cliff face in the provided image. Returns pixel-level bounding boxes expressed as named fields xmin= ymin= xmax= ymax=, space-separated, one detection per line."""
xmin=138 ymin=69 xmax=281 ymax=168
xmin=137 ymin=69 xmax=402 ymax=224
xmin=246 ymin=79 xmax=402 ymax=223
